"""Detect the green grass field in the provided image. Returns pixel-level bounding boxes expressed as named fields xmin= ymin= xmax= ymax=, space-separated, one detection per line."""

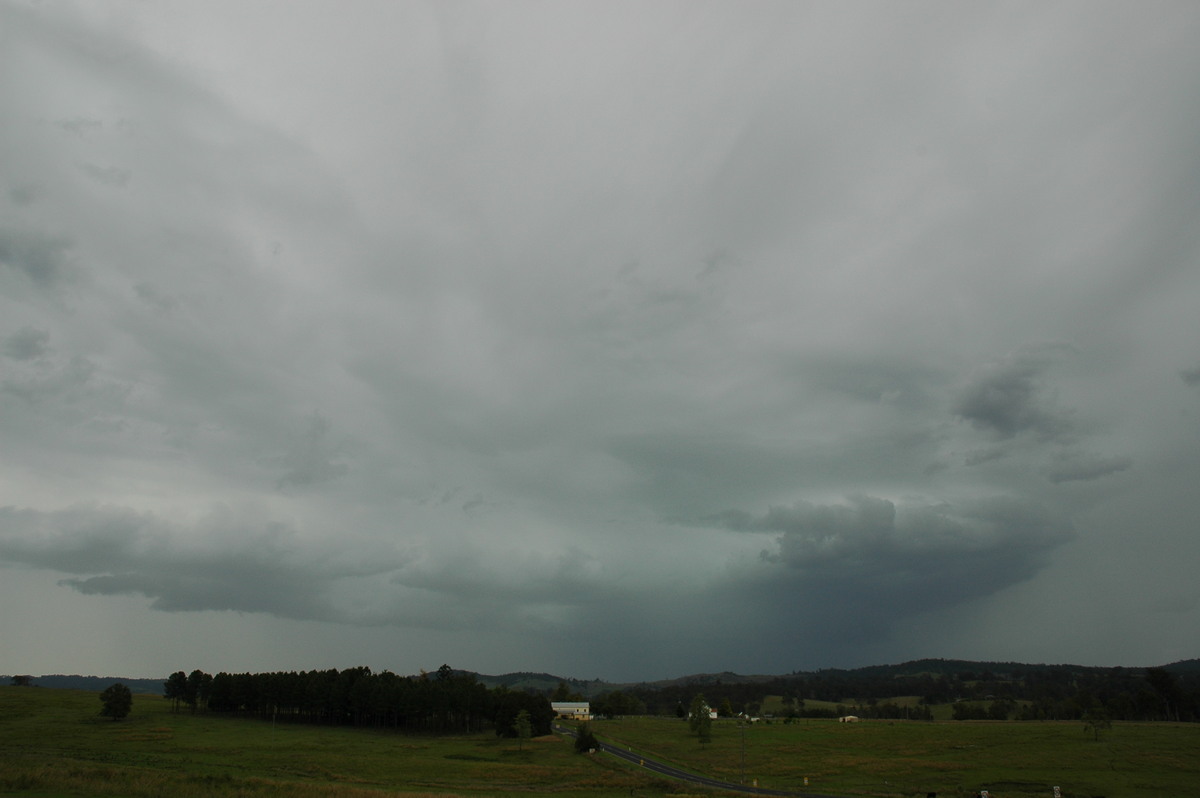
xmin=3 ymin=686 xmax=1199 ymax=798
xmin=587 ymin=714 xmax=1200 ymax=797
xmin=0 ymin=686 xmax=656 ymax=798
xmin=759 ymin=694 xmax=953 ymax=720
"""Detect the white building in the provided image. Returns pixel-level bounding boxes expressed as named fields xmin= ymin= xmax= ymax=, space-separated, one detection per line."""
xmin=551 ymin=701 xmax=591 ymax=720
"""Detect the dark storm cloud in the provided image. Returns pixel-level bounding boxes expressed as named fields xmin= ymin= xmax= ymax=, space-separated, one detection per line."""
xmin=77 ymin=162 xmax=131 ymax=188
xmin=954 ymin=346 xmax=1076 ymax=441
xmin=55 ymin=117 xmax=104 ymax=136
xmin=273 ymin=414 xmax=349 ymax=491
xmin=3 ymin=327 xmax=50 ymax=361
xmin=133 ymin=282 xmax=179 ymax=313
xmin=3 ymin=0 xmax=1200 ymax=679
xmin=0 ymin=504 xmax=378 ymax=620
xmin=1 ymin=354 xmax=101 ymax=407
xmin=0 ymin=228 xmax=73 ymax=289
xmin=702 ymin=494 xmax=1076 ymax=645
xmin=572 ymin=492 xmax=1078 ymax=674
xmin=0 ymin=502 xmax=613 ymax=640
xmin=800 ymin=357 xmax=943 ymax=410
xmin=61 ymin=570 xmax=321 ymax=617
xmin=1046 ymin=452 xmax=1133 ymax=484
xmin=9 ymin=185 xmax=39 ymax=206
xmin=715 ymin=494 xmax=1072 ymax=585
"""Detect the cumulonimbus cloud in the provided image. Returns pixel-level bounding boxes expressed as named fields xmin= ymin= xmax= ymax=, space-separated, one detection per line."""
xmin=702 ymin=494 xmax=1074 ymax=633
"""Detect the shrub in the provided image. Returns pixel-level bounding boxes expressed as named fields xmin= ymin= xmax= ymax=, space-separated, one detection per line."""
xmin=574 ymin=722 xmax=599 ymax=754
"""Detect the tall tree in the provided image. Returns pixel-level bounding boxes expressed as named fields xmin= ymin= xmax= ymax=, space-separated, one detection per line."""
xmin=163 ymin=671 xmax=188 ymax=712
xmin=1145 ymin=668 xmax=1182 ymax=721
xmin=186 ymin=670 xmax=213 ymax=712
xmin=1083 ymin=708 xmax=1112 ymax=741
xmin=514 ymin=708 xmax=532 ymax=750
xmin=100 ymin=683 xmax=133 ymax=721
xmin=689 ymin=694 xmax=712 ymax=743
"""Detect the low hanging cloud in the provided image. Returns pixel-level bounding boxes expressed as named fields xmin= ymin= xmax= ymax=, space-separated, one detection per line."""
xmin=0 ymin=504 xmax=367 ymax=620
xmin=706 ymin=494 xmax=1074 ymax=634
xmin=0 ymin=502 xmax=616 ymax=638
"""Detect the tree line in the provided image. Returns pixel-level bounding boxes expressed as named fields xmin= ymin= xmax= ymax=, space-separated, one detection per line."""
xmin=162 ymin=664 xmax=554 ymax=737
xmin=582 ymin=663 xmax=1199 ymax=723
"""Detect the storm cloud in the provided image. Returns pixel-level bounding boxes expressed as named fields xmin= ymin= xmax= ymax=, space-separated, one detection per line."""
xmin=2 ymin=0 xmax=1200 ymax=680
xmin=954 ymin=346 xmax=1077 ymax=441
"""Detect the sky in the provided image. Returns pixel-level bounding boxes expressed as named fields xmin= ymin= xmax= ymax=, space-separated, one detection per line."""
xmin=2 ymin=0 xmax=1200 ymax=683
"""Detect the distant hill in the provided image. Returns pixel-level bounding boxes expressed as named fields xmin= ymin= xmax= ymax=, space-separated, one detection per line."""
xmin=622 ymin=671 xmax=782 ymax=689
xmin=7 ymin=655 xmax=1197 ymax=699
xmin=470 ymin=671 xmax=605 ymax=696
xmin=3 ymin=674 xmax=164 ymax=694
xmin=1164 ymin=658 xmax=1200 ymax=673
xmin=471 ymin=659 xmax=1153 ymax=695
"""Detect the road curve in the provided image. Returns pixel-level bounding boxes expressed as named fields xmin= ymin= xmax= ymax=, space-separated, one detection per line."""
xmin=554 ymin=724 xmax=842 ymax=798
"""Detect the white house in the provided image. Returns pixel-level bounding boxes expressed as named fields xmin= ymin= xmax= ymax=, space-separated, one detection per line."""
xmin=552 ymin=702 xmax=591 ymax=721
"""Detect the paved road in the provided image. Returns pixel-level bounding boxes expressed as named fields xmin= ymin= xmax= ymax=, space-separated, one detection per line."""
xmin=554 ymin=724 xmax=842 ymax=797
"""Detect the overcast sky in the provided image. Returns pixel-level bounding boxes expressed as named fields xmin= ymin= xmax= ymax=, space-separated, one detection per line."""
xmin=3 ymin=0 xmax=1199 ymax=682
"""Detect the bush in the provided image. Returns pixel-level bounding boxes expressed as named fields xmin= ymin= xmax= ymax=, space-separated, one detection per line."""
xmin=99 ymin=683 xmax=132 ymax=721
xmin=574 ymin=722 xmax=599 ymax=754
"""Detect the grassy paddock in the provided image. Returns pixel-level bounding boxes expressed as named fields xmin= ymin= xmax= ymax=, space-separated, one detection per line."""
xmin=760 ymin=695 xmax=961 ymax=720
xmin=588 ymin=714 xmax=1200 ymax=797
xmin=0 ymin=687 xmax=660 ymax=798
xmin=4 ymin=687 xmax=1198 ymax=798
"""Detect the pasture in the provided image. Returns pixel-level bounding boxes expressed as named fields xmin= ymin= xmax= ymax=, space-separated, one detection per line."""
xmin=588 ymin=714 xmax=1200 ymax=797
xmin=3 ymin=686 xmax=1199 ymax=797
xmin=0 ymin=686 xmax=653 ymax=798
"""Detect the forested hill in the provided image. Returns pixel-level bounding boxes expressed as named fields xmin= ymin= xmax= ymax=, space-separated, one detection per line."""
xmin=619 ymin=657 xmax=1200 ymax=688
xmin=7 ymin=656 xmax=1199 ymax=715
xmin=470 ymin=671 xmax=602 ymax=695
xmin=571 ymin=658 xmax=1200 ymax=723
xmin=3 ymin=674 xmax=164 ymax=694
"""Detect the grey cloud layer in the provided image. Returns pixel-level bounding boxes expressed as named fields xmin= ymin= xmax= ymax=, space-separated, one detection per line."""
xmin=2 ymin=1 xmax=1200 ymax=678
xmin=0 ymin=505 xmax=346 ymax=618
